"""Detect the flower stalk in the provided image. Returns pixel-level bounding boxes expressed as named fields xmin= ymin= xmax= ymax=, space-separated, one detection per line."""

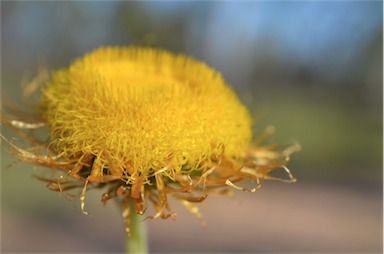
xmin=126 ymin=200 xmax=148 ymax=254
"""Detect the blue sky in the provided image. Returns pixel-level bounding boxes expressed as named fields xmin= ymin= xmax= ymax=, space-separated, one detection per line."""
xmin=2 ymin=1 xmax=382 ymax=85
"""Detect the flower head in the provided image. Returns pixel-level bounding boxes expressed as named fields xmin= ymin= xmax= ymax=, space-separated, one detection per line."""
xmin=1 ymin=46 xmax=298 ymax=232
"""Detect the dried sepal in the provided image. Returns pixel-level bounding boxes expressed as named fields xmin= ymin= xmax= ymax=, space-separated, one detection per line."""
xmin=0 ymin=133 xmax=68 ymax=169
xmin=1 ymin=125 xmax=298 ymax=224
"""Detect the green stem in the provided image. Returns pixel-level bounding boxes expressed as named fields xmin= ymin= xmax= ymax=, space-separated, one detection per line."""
xmin=126 ymin=200 xmax=148 ymax=254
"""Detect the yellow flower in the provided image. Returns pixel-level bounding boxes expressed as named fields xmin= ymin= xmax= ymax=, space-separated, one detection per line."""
xmin=1 ymin=46 xmax=298 ymax=232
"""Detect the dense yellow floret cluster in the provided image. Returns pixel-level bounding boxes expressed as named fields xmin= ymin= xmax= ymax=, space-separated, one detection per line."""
xmin=1 ymin=46 xmax=298 ymax=233
xmin=41 ymin=46 xmax=252 ymax=181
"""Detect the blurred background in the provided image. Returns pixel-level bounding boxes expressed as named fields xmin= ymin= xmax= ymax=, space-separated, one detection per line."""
xmin=1 ymin=1 xmax=382 ymax=253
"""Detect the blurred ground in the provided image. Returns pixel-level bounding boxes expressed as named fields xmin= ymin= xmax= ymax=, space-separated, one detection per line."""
xmin=1 ymin=174 xmax=382 ymax=253
xmin=1 ymin=1 xmax=382 ymax=253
